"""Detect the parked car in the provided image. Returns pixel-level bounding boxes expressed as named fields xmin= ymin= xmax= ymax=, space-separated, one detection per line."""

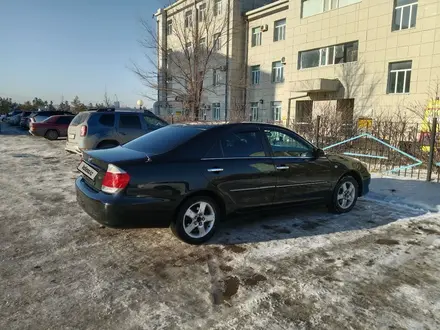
xmin=29 ymin=110 xmax=73 ymax=126
xmin=7 ymin=113 xmax=22 ymax=126
xmin=0 ymin=114 xmax=6 ymax=122
xmin=75 ymin=123 xmax=371 ymax=244
xmin=19 ymin=111 xmax=34 ymax=129
xmin=65 ymin=108 xmax=168 ymax=154
xmin=29 ymin=115 xmax=75 ymax=140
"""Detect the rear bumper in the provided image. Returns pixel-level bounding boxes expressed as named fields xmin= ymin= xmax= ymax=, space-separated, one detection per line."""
xmin=76 ymin=177 xmax=174 ymax=227
xmin=65 ymin=141 xmax=82 ymax=154
xmin=29 ymin=129 xmax=44 ymax=137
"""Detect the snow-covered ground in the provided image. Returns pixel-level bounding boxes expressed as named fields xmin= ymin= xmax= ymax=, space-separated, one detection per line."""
xmin=1 ymin=122 xmax=440 ymax=329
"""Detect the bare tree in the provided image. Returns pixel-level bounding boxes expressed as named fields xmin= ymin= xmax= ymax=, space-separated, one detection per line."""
xmin=337 ymin=59 xmax=382 ymax=117
xmin=406 ymin=77 xmax=440 ymax=132
xmin=132 ymin=0 xmax=235 ymax=120
xmin=103 ymin=90 xmax=112 ymax=107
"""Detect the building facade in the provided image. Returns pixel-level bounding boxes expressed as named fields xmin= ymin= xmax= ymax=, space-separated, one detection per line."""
xmin=155 ymin=0 xmax=440 ymax=124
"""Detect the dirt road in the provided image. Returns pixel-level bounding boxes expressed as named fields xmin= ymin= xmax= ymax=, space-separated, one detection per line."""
xmin=1 ymin=124 xmax=440 ymax=329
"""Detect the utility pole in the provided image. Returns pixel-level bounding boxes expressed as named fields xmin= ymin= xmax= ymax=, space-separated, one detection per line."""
xmin=224 ymin=0 xmax=231 ymax=122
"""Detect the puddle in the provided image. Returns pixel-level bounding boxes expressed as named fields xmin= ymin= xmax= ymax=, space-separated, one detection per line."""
xmin=243 ymin=273 xmax=267 ymax=286
xmin=376 ymin=238 xmax=400 ymax=245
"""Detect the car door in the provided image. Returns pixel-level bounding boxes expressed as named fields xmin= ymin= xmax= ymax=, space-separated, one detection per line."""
xmin=262 ymin=126 xmax=333 ymax=204
xmin=117 ymin=114 xmax=145 ymax=144
xmin=55 ymin=116 xmax=73 ymax=137
xmin=202 ymin=126 xmax=277 ymax=210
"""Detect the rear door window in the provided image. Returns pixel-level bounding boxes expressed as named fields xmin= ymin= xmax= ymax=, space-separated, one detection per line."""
xmin=218 ymin=131 xmax=266 ymax=158
xmin=56 ymin=116 xmax=74 ymax=125
xmin=98 ymin=114 xmax=115 ymax=127
xmin=119 ymin=115 xmax=142 ymax=129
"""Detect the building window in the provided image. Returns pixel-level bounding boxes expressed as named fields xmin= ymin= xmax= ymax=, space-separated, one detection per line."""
xmin=299 ymin=41 xmax=358 ymax=69
xmin=213 ymin=103 xmax=221 ymax=120
xmin=388 ymin=61 xmax=412 ymax=94
xmin=250 ymin=102 xmax=259 ymax=121
xmin=272 ymin=61 xmax=284 ymax=83
xmin=200 ymin=37 xmax=206 ymax=49
xmin=274 ymin=19 xmax=286 ymax=42
xmin=251 ymin=27 xmax=262 ymax=47
xmin=272 ymin=102 xmax=282 ymax=121
xmin=214 ymin=0 xmax=222 ymax=16
xmin=392 ymin=0 xmax=417 ymax=31
xmin=199 ymin=3 xmax=206 ymax=22
xmin=185 ymin=10 xmax=193 ymax=28
xmin=251 ymin=65 xmax=260 ymax=85
xmin=166 ymin=49 xmax=172 ymax=68
xmin=213 ymin=70 xmax=221 ymax=86
xmin=214 ymin=33 xmax=221 ymax=51
xmin=301 ymin=0 xmax=361 ymax=18
xmin=166 ymin=20 xmax=172 ymax=35
xmin=295 ymin=101 xmax=313 ymax=124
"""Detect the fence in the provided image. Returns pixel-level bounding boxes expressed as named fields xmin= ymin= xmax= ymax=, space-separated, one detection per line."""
xmin=292 ymin=116 xmax=440 ymax=182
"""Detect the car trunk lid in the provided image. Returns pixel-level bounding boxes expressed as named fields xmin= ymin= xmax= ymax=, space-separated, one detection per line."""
xmin=79 ymin=147 xmax=149 ymax=191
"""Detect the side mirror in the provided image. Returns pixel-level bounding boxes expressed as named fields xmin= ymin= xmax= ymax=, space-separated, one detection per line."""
xmin=314 ymin=148 xmax=325 ymax=158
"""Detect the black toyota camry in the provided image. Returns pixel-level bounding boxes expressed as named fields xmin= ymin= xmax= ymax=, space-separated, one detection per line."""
xmin=76 ymin=123 xmax=371 ymax=244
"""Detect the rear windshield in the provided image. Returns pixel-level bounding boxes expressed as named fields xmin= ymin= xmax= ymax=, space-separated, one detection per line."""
xmin=70 ymin=112 xmax=90 ymax=126
xmin=34 ymin=115 xmax=49 ymax=123
xmin=124 ymin=125 xmax=205 ymax=155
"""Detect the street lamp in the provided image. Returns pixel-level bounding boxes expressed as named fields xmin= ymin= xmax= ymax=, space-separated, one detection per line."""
xmin=137 ymin=99 xmax=144 ymax=110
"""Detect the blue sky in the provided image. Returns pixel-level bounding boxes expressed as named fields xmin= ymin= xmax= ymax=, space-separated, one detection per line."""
xmin=0 ymin=0 xmax=169 ymax=108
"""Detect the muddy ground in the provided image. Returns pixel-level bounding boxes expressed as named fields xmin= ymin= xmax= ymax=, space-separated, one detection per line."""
xmin=1 ymin=123 xmax=440 ymax=329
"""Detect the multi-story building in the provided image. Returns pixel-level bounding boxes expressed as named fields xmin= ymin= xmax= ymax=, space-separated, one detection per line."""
xmin=154 ymin=0 xmax=273 ymax=120
xmin=155 ymin=0 xmax=440 ymax=124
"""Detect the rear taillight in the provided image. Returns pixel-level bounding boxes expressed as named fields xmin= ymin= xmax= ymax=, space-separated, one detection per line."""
xmin=80 ymin=125 xmax=87 ymax=137
xmin=101 ymin=164 xmax=130 ymax=194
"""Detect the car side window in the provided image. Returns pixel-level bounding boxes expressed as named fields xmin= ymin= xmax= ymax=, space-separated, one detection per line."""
xmin=264 ymin=128 xmax=313 ymax=157
xmin=56 ymin=116 xmax=72 ymax=125
xmin=119 ymin=115 xmax=142 ymax=129
xmin=99 ymin=114 xmax=115 ymax=127
xmin=143 ymin=115 xmax=167 ymax=129
xmin=220 ymin=131 xmax=265 ymax=158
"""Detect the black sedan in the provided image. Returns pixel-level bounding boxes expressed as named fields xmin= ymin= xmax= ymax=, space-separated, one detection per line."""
xmin=76 ymin=123 xmax=371 ymax=244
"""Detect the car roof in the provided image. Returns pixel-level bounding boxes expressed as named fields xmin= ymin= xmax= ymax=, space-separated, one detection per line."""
xmin=171 ymin=122 xmax=283 ymax=130
xmin=87 ymin=109 xmax=151 ymax=114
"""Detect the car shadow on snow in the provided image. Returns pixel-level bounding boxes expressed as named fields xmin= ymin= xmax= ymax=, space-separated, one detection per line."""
xmin=209 ymin=197 xmax=427 ymax=246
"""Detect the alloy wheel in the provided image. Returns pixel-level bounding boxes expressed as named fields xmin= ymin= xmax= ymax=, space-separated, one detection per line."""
xmin=337 ymin=181 xmax=356 ymax=209
xmin=182 ymin=201 xmax=216 ymax=238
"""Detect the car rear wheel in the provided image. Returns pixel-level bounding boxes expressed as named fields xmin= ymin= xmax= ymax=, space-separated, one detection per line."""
xmin=328 ymin=176 xmax=358 ymax=213
xmin=45 ymin=130 xmax=59 ymax=140
xmin=171 ymin=196 xmax=219 ymax=244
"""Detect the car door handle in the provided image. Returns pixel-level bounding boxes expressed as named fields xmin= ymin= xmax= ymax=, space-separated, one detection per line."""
xmin=120 ymin=132 xmax=126 ymax=135
xmin=207 ymin=168 xmax=224 ymax=173
xmin=276 ymin=165 xmax=289 ymax=170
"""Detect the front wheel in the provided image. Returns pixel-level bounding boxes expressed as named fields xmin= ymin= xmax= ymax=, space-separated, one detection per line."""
xmin=171 ymin=196 xmax=219 ymax=244
xmin=328 ymin=176 xmax=359 ymax=213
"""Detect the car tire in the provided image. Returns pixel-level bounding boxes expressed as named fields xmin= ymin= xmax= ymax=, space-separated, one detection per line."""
xmin=45 ymin=130 xmax=59 ymax=140
xmin=98 ymin=142 xmax=118 ymax=149
xmin=328 ymin=175 xmax=359 ymax=214
xmin=171 ymin=196 xmax=219 ymax=245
